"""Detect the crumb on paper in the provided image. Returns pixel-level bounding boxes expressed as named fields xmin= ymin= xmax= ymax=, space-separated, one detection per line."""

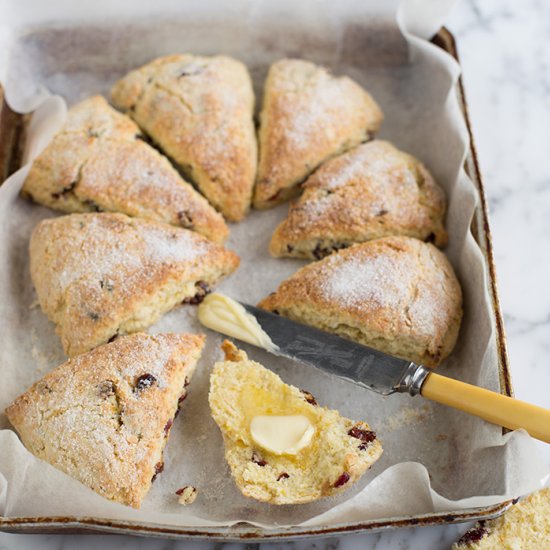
xmin=176 ymin=486 xmax=197 ymax=505
xmin=380 ymin=403 xmax=432 ymax=432
xmin=435 ymin=433 xmax=448 ymax=442
xmin=29 ymin=299 xmax=40 ymax=309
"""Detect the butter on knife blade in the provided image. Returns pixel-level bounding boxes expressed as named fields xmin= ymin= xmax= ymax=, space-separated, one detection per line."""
xmin=198 ymin=293 xmax=278 ymax=352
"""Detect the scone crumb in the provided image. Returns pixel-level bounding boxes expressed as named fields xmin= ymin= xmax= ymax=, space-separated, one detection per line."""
xmin=221 ymin=340 xmax=247 ymax=362
xmin=176 ymin=486 xmax=197 ymax=505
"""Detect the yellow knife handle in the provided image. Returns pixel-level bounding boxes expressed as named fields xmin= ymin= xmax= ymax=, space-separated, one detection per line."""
xmin=421 ymin=372 xmax=550 ymax=444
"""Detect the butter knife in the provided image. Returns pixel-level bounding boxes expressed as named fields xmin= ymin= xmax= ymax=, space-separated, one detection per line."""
xmin=198 ymin=295 xmax=550 ymax=444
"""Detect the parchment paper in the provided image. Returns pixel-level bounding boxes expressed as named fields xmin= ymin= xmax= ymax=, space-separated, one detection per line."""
xmin=0 ymin=0 xmax=548 ymax=529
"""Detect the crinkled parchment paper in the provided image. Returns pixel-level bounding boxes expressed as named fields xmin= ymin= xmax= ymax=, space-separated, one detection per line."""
xmin=0 ymin=0 xmax=547 ymax=529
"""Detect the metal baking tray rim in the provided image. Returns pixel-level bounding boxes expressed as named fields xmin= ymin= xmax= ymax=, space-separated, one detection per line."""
xmin=0 ymin=26 xmax=514 ymax=540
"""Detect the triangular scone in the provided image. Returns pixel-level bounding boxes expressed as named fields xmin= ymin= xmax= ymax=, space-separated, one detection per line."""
xmin=452 ymin=488 xmax=550 ymax=549
xmin=254 ymin=59 xmax=383 ymax=209
xmin=22 ymin=96 xmax=228 ymax=243
xmin=5 ymin=332 xmax=204 ymax=508
xmin=209 ymin=341 xmax=382 ymax=504
xmin=111 ymin=55 xmax=257 ymax=222
xmin=270 ymin=141 xmax=448 ymax=259
xmin=30 ymin=213 xmax=239 ymax=356
xmin=259 ymin=237 xmax=462 ymax=368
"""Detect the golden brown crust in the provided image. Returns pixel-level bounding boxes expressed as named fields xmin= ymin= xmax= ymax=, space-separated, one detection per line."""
xmin=29 ymin=213 xmax=239 ymax=356
xmin=270 ymin=141 xmax=448 ymax=259
xmin=22 ymin=96 xmax=228 ymax=243
xmin=209 ymin=342 xmax=383 ymax=504
xmin=111 ymin=55 xmax=257 ymax=222
xmin=254 ymin=59 xmax=383 ymax=209
xmin=5 ymin=332 xmax=205 ymax=508
xmin=259 ymin=237 xmax=462 ymax=368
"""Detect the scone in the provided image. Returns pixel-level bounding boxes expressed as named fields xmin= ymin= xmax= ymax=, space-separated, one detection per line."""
xmin=111 ymin=55 xmax=257 ymax=222
xmin=270 ymin=140 xmax=448 ymax=259
xmin=259 ymin=236 xmax=462 ymax=368
xmin=30 ymin=213 xmax=239 ymax=356
xmin=254 ymin=59 xmax=383 ymax=209
xmin=452 ymin=488 xmax=550 ymax=549
xmin=5 ymin=332 xmax=204 ymax=509
xmin=209 ymin=341 xmax=383 ymax=504
xmin=22 ymin=96 xmax=228 ymax=243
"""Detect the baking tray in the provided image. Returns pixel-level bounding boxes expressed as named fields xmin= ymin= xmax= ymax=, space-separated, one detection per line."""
xmin=0 ymin=27 xmax=514 ymax=540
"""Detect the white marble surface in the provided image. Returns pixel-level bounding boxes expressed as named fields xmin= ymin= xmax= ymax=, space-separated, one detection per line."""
xmin=1 ymin=0 xmax=549 ymax=548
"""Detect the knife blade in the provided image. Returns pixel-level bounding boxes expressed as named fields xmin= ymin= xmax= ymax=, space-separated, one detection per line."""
xmin=239 ymin=303 xmax=429 ymax=396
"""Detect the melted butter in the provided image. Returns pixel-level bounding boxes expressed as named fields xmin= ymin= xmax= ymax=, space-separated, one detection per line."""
xmin=198 ymin=293 xmax=278 ymax=351
xmin=250 ymin=415 xmax=315 ymax=455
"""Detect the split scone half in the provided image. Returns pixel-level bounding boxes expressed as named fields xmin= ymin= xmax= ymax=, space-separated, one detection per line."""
xmin=452 ymin=487 xmax=549 ymax=549
xmin=259 ymin=236 xmax=462 ymax=368
xmin=22 ymin=96 xmax=228 ymax=243
xmin=270 ymin=140 xmax=448 ymax=260
xmin=5 ymin=332 xmax=204 ymax=509
xmin=209 ymin=341 xmax=383 ymax=504
xmin=111 ymin=55 xmax=257 ymax=222
xmin=30 ymin=213 xmax=239 ymax=356
xmin=254 ymin=58 xmax=383 ymax=209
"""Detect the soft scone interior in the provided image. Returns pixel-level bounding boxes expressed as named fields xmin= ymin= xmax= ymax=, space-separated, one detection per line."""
xmin=209 ymin=341 xmax=382 ymax=505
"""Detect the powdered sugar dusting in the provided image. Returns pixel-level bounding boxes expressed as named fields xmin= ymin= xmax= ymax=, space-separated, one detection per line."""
xmin=142 ymin=226 xmax=206 ymax=264
xmin=283 ymin=78 xmax=354 ymax=149
xmin=321 ymin=252 xmax=409 ymax=310
xmin=47 ymin=214 xmax=208 ymax=295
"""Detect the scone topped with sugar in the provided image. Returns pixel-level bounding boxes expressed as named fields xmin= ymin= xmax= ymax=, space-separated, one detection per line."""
xmin=259 ymin=236 xmax=462 ymax=368
xmin=30 ymin=212 xmax=239 ymax=356
xmin=111 ymin=55 xmax=257 ymax=222
xmin=270 ymin=140 xmax=448 ymax=259
xmin=254 ymin=58 xmax=383 ymax=208
xmin=209 ymin=341 xmax=383 ymax=504
xmin=5 ymin=332 xmax=205 ymax=509
xmin=22 ymin=96 xmax=228 ymax=243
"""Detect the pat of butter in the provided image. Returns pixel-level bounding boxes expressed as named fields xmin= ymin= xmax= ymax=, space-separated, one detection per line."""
xmin=198 ymin=293 xmax=278 ymax=351
xmin=250 ymin=415 xmax=315 ymax=455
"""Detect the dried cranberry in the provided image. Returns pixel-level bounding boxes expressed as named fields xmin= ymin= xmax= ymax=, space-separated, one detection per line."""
xmin=51 ymin=181 xmax=76 ymax=200
xmin=376 ymin=209 xmax=388 ymax=217
xmin=267 ymin=190 xmax=281 ymax=202
xmin=300 ymin=389 xmax=318 ymax=406
xmin=251 ymin=452 xmax=267 ymax=467
xmin=348 ymin=426 xmax=376 ymax=449
xmin=457 ymin=524 xmax=488 ymax=546
xmin=277 ymin=473 xmax=290 ymax=481
xmin=151 ymin=461 xmax=164 ymax=482
xmin=182 ymin=280 xmax=211 ymax=305
xmin=135 ymin=373 xmax=157 ymax=392
xmin=184 ymin=377 xmax=190 ymax=388
xmin=164 ymin=418 xmax=173 ymax=435
xmin=425 ymin=232 xmax=436 ymax=243
xmin=312 ymin=244 xmax=329 ymax=260
xmin=286 ymin=244 xmax=294 ymax=253
xmin=334 ymin=472 xmax=350 ymax=488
